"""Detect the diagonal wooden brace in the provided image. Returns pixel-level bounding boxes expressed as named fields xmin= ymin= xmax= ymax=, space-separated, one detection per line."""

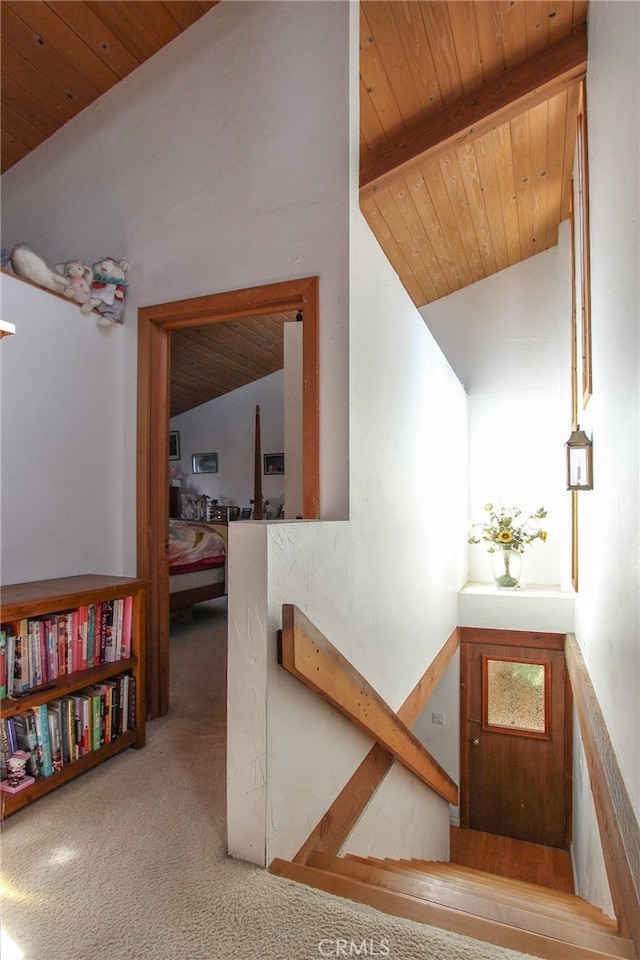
xmin=280 ymin=604 xmax=458 ymax=806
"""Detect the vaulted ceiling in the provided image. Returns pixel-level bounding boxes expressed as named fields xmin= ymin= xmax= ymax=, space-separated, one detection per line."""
xmin=1 ymin=0 xmax=588 ymax=412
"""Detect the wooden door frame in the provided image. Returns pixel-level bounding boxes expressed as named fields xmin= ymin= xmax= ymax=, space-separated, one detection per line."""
xmin=137 ymin=277 xmax=320 ymax=719
xmin=459 ymin=627 xmax=573 ymax=848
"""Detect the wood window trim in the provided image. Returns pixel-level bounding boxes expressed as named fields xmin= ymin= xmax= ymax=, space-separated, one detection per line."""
xmin=137 ymin=277 xmax=320 ymax=719
xmin=576 ymin=80 xmax=593 ymax=408
xmin=482 ymin=655 xmax=551 ymax=741
xmin=569 ymin=79 xmax=592 ymax=591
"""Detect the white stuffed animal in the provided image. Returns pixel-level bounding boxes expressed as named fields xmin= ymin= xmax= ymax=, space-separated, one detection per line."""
xmin=10 ymin=243 xmax=67 ymax=294
xmin=81 ymin=257 xmax=129 ymax=324
xmin=54 ymin=259 xmax=93 ymax=305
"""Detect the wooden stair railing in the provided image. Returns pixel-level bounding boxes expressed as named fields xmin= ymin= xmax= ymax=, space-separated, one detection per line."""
xmin=566 ymin=634 xmax=640 ymax=953
xmin=279 ymin=604 xmax=458 ymax=805
xmin=273 ymin=615 xmax=640 ymax=960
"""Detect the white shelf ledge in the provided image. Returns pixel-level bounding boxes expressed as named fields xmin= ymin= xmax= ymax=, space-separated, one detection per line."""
xmin=459 ymin=581 xmax=575 ymax=633
xmin=0 ymin=319 xmax=16 ymax=338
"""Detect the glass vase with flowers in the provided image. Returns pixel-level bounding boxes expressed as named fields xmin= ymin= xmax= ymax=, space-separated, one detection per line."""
xmin=468 ymin=503 xmax=548 ymax=589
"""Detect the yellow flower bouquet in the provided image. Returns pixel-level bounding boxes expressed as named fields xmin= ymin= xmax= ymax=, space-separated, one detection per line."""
xmin=468 ymin=503 xmax=548 ymax=588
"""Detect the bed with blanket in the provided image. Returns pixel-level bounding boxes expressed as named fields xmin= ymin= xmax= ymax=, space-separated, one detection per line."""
xmin=168 ymin=519 xmax=227 ymax=611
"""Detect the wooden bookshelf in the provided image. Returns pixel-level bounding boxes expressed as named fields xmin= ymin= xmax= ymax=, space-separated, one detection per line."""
xmin=0 ymin=574 xmax=146 ymax=817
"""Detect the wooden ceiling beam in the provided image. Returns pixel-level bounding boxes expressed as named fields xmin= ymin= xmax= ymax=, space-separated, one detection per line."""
xmin=360 ymin=24 xmax=587 ymax=200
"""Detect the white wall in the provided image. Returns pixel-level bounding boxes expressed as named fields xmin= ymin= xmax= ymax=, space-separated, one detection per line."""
xmin=0 ymin=1 xmax=351 ymax=565
xmin=570 ymin=0 xmax=640 ymax=914
xmin=170 ymin=372 xmax=285 ymax=514
xmin=421 ymin=226 xmax=572 ymax=589
xmin=228 ymin=208 xmax=468 ymax=865
xmin=0 ymin=275 xmax=125 ymax=584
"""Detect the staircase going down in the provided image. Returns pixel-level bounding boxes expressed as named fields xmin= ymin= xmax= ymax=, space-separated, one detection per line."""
xmin=270 ymin=853 xmax=637 ymax=960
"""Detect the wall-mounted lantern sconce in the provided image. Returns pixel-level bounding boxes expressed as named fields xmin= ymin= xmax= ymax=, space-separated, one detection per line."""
xmin=566 ymin=426 xmax=593 ymax=490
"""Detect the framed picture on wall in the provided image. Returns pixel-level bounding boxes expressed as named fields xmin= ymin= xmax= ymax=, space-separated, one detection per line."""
xmin=192 ymin=452 xmax=218 ymax=474
xmin=264 ymin=453 xmax=284 ymax=475
xmin=169 ymin=431 xmax=180 ymax=461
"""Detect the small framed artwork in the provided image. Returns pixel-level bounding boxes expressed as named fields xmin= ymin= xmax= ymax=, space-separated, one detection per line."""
xmin=240 ymin=507 xmax=252 ymax=520
xmin=264 ymin=453 xmax=284 ymax=475
xmin=192 ymin=452 xmax=218 ymax=474
xmin=169 ymin=431 xmax=180 ymax=461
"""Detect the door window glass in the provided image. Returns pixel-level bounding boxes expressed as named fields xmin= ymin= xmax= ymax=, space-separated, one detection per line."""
xmin=484 ymin=657 xmax=549 ymax=736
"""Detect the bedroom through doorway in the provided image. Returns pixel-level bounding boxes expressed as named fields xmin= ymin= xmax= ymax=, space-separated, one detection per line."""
xmin=136 ymin=277 xmax=320 ymax=720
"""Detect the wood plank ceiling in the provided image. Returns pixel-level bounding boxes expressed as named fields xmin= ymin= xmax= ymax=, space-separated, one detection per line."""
xmin=0 ymin=1 xmax=218 ymax=172
xmin=169 ymin=311 xmax=297 ymax=417
xmin=1 ymin=1 xmax=588 ymax=413
xmin=360 ymin=0 xmax=588 ymax=308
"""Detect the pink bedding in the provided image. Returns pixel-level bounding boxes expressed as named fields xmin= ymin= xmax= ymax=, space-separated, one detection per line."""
xmin=168 ymin=520 xmax=226 ymax=571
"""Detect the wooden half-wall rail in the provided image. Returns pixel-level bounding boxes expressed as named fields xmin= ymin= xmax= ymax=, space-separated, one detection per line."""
xmin=565 ymin=633 xmax=640 ymax=950
xmin=279 ymin=605 xmax=459 ymax=808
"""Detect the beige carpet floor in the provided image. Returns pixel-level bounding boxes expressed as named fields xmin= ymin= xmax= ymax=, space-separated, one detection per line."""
xmin=1 ymin=598 xmax=538 ymax=960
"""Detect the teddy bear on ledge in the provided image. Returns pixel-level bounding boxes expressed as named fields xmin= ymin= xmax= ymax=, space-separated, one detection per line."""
xmin=7 ymin=243 xmax=129 ymax=325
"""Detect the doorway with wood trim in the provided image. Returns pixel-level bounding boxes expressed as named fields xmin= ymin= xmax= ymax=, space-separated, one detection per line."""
xmin=136 ymin=277 xmax=320 ymax=720
xmin=459 ymin=627 xmax=572 ymax=850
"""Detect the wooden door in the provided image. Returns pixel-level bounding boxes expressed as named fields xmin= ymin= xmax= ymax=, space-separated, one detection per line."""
xmin=460 ymin=629 xmax=572 ymax=849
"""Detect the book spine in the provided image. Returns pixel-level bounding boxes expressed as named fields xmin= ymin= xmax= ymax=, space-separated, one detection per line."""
xmin=38 ymin=620 xmax=48 ymax=684
xmin=47 ymin=703 xmax=63 ymax=773
xmin=93 ymin=692 xmax=103 ymax=749
xmin=34 ymin=703 xmax=54 ymax=777
xmin=45 ymin=619 xmax=58 ymax=680
xmin=15 ymin=619 xmax=29 ymax=693
xmin=87 ymin=605 xmax=96 ymax=667
xmin=5 ymin=630 xmax=15 ymax=699
xmin=5 ymin=717 xmax=18 ymax=756
xmin=94 ymin=603 xmax=103 ymax=667
xmin=58 ymin=615 xmax=68 ymax=677
xmin=121 ymin=595 xmax=133 ymax=659
xmin=59 ymin=698 xmax=70 ymax=765
xmin=0 ymin=718 xmax=10 ymax=779
xmin=13 ymin=713 xmax=40 ymax=778
xmin=102 ymin=601 xmax=115 ymax=662
xmin=0 ymin=629 xmax=6 ymax=699
xmin=77 ymin=606 xmax=88 ymax=671
xmin=70 ymin=611 xmax=79 ymax=673
xmin=28 ymin=709 xmax=45 ymax=776
xmin=128 ymin=676 xmax=137 ymax=732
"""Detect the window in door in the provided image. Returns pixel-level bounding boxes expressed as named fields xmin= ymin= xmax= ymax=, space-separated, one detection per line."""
xmin=483 ymin=657 xmax=550 ymax=739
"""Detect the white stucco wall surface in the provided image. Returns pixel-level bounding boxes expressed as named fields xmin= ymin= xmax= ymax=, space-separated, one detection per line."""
xmin=422 ymin=224 xmax=572 ymax=590
xmin=227 ymin=210 xmax=468 ymax=865
xmin=0 ymin=275 xmax=124 ymax=583
xmin=570 ymin=0 xmax=640 ymax=913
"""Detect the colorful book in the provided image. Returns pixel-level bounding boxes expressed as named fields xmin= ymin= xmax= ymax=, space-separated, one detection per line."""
xmin=93 ymin=603 xmax=103 ymax=667
xmin=33 ymin=703 xmax=54 ymax=777
xmin=57 ymin=615 xmax=69 ymax=677
xmin=102 ymin=601 xmax=116 ymax=662
xmin=45 ymin=619 xmax=58 ymax=681
xmin=13 ymin=712 xmax=41 ymax=778
xmin=86 ymin=605 xmax=96 ymax=667
xmin=0 ymin=718 xmax=11 ymax=779
xmin=0 ymin=629 xmax=6 ymax=699
xmin=13 ymin=620 xmax=29 ymax=694
xmin=5 ymin=631 xmax=15 ymax=698
xmin=47 ymin=701 xmax=63 ymax=773
xmin=121 ymin=596 xmax=133 ymax=659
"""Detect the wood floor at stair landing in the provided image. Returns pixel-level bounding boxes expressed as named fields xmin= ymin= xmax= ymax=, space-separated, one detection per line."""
xmin=450 ymin=826 xmax=575 ymax=893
